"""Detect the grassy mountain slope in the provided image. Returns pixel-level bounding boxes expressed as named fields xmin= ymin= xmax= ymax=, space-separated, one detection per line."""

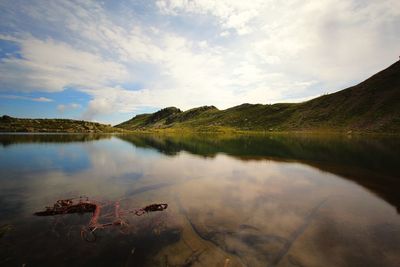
xmin=116 ymin=61 xmax=400 ymax=133
xmin=0 ymin=115 xmax=127 ymax=133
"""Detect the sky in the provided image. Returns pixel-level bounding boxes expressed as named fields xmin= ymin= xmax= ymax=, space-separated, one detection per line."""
xmin=0 ymin=0 xmax=399 ymax=125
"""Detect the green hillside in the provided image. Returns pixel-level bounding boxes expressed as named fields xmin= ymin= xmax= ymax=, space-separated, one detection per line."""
xmin=0 ymin=115 xmax=127 ymax=133
xmin=116 ymin=61 xmax=400 ymax=133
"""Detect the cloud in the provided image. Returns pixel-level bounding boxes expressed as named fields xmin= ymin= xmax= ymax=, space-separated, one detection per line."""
xmin=0 ymin=35 xmax=128 ymax=93
xmin=0 ymin=0 xmax=399 ymax=123
xmin=34 ymin=97 xmax=53 ymax=102
xmin=156 ymin=0 xmax=400 ymax=84
xmin=156 ymin=0 xmax=266 ymax=35
xmin=0 ymin=94 xmax=53 ymax=102
xmin=57 ymin=103 xmax=81 ymax=113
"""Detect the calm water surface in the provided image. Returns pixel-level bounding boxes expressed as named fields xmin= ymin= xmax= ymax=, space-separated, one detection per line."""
xmin=0 ymin=133 xmax=399 ymax=267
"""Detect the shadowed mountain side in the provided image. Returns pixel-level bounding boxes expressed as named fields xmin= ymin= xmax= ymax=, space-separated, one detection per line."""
xmin=116 ymin=61 xmax=400 ymax=133
xmin=117 ymin=133 xmax=400 ymax=213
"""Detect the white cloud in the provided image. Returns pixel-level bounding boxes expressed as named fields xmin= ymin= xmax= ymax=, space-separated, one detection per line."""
xmin=156 ymin=0 xmax=266 ymax=35
xmin=220 ymin=31 xmax=230 ymax=37
xmin=0 ymin=0 xmax=399 ymax=123
xmin=0 ymin=94 xmax=53 ymax=102
xmin=57 ymin=103 xmax=81 ymax=113
xmin=35 ymin=97 xmax=52 ymax=102
xmin=157 ymin=0 xmax=400 ymax=85
xmin=70 ymin=103 xmax=80 ymax=109
xmin=0 ymin=35 xmax=128 ymax=93
xmin=56 ymin=105 xmax=65 ymax=112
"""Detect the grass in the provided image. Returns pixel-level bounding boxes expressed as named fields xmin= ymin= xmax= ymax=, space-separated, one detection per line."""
xmin=0 ymin=116 xmax=129 ymax=133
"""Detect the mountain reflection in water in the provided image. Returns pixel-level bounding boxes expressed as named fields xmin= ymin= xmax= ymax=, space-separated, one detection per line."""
xmin=0 ymin=133 xmax=399 ymax=267
xmin=119 ymin=133 xmax=400 ymax=212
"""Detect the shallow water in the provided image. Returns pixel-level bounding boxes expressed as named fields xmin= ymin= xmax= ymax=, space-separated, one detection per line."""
xmin=0 ymin=133 xmax=399 ymax=267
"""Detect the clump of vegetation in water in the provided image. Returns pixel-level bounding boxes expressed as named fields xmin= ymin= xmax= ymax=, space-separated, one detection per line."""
xmin=0 ymin=224 xmax=13 ymax=238
xmin=34 ymin=197 xmax=168 ymax=242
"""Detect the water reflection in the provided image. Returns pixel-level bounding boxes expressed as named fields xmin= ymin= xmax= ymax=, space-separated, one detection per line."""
xmin=0 ymin=133 xmax=399 ymax=267
xmin=0 ymin=133 xmax=113 ymax=147
xmin=119 ymin=133 xmax=400 ymax=212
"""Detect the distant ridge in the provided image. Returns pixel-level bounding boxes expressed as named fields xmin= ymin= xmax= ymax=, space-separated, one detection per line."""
xmin=0 ymin=116 xmax=126 ymax=133
xmin=116 ymin=61 xmax=400 ymax=133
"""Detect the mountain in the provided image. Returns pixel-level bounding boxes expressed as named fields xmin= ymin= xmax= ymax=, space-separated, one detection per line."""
xmin=116 ymin=61 xmax=400 ymax=133
xmin=0 ymin=115 xmax=126 ymax=133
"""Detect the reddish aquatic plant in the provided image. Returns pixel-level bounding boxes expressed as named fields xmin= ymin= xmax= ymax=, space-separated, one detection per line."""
xmin=34 ymin=197 xmax=168 ymax=242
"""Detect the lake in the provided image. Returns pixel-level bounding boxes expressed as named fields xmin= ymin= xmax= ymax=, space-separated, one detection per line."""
xmin=0 ymin=133 xmax=399 ymax=267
